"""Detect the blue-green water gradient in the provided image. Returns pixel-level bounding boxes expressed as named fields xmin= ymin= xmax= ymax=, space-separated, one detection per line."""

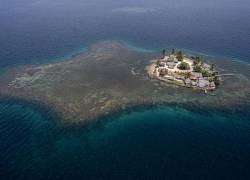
xmin=0 ymin=100 xmax=250 ymax=179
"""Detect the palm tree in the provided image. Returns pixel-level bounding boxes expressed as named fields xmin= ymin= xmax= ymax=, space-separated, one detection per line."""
xmin=210 ymin=63 xmax=215 ymax=71
xmin=171 ymin=48 xmax=175 ymax=55
xmin=186 ymin=72 xmax=191 ymax=79
xmin=176 ymin=51 xmax=183 ymax=61
xmin=194 ymin=56 xmax=202 ymax=65
xmin=156 ymin=60 xmax=161 ymax=66
xmin=162 ymin=49 xmax=166 ymax=57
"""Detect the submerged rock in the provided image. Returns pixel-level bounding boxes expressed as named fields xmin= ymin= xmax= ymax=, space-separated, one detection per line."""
xmin=0 ymin=41 xmax=250 ymax=124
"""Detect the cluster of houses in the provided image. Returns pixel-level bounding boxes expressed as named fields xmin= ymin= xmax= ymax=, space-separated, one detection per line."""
xmin=185 ymin=72 xmax=216 ymax=90
xmin=154 ymin=55 xmax=217 ymax=91
xmin=159 ymin=55 xmax=179 ymax=69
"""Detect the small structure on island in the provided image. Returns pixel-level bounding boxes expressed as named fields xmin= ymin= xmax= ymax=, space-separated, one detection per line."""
xmin=203 ymin=64 xmax=211 ymax=71
xmin=197 ymin=79 xmax=210 ymax=89
xmin=185 ymin=78 xmax=192 ymax=87
xmin=190 ymin=72 xmax=203 ymax=81
xmin=191 ymin=81 xmax=197 ymax=87
xmin=166 ymin=62 xmax=176 ymax=69
xmin=163 ymin=56 xmax=170 ymax=62
xmin=159 ymin=62 xmax=165 ymax=67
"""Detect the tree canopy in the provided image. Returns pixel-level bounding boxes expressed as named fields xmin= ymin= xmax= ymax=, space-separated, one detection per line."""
xmin=159 ymin=68 xmax=168 ymax=76
xmin=193 ymin=65 xmax=202 ymax=72
xmin=193 ymin=56 xmax=202 ymax=65
xmin=178 ymin=62 xmax=190 ymax=70
xmin=210 ymin=63 xmax=215 ymax=71
xmin=162 ymin=49 xmax=166 ymax=57
xmin=171 ymin=48 xmax=175 ymax=55
xmin=176 ymin=51 xmax=183 ymax=61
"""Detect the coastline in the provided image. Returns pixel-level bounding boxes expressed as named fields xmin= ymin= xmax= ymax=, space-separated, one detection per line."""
xmin=1 ymin=93 xmax=250 ymax=128
xmin=0 ymin=41 xmax=250 ymax=125
xmin=146 ymin=54 xmax=219 ymax=92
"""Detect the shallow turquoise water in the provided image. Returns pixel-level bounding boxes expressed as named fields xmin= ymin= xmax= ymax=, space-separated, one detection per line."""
xmin=1 ymin=100 xmax=250 ymax=179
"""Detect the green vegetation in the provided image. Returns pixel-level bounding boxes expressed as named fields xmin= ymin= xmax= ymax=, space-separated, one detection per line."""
xmin=201 ymin=70 xmax=211 ymax=77
xmin=171 ymin=48 xmax=175 ymax=55
xmin=193 ymin=65 xmax=202 ymax=72
xmin=155 ymin=49 xmax=219 ymax=89
xmin=162 ymin=49 xmax=166 ymax=57
xmin=210 ymin=63 xmax=215 ymax=71
xmin=193 ymin=56 xmax=202 ymax=65
xmin=178 ymin=62 xmax=190 ymax=70
xmin=177 ymin=72 xmax=191 ymax=79
xmin=208 ymin=77 xmax=214 ymax=82
xmin=186 ymin=72 xmax=191 ymax=79
xmin=176 ymin=51 xmax=183 ymax=61
xmin=156 ymin=60 xmax=161 ymax=66
xmin=159 ymin=68 xmax=168 ymax=76
xmin=153 ymin=49 xmax=222 ymax=91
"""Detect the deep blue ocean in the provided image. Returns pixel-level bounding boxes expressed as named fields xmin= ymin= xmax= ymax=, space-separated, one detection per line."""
xmin=1 ymin=0 xmax=250 ymax=179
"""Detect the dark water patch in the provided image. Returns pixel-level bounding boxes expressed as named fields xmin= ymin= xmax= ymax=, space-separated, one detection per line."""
xmin=0 ymin=96 xmax=62 ymax=124
xmin=93 ymin=102 xmax=250 ymax=128
xmin=1 ymin=97 xmax=250 ymax=179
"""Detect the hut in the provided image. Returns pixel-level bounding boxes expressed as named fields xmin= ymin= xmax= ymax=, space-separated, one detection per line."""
xmin=185 ymin=78 xmax=192 ymax=87
xmin=203 ymin=64 xmax=211 ymax=70
xmin=191 ymin=81 xmax=197 ymax=87
xmin=159 ymin=61 xmax=165 ymax=67
xmin=190 ymin=72 xmax=203 ymax=81
xmin=197 ymin=79 xmax=210 ymax=89
xmin=166 ymin=62 xmax=176 ymax=69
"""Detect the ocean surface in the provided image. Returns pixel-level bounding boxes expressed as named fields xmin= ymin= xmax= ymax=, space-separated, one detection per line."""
xmin=1 ymin=100 xmax=250 ymax=180
xmin=1 ymin=0 xmax=250 ymax=179
xmin=1 ymin=0 xmax=250 ymax=68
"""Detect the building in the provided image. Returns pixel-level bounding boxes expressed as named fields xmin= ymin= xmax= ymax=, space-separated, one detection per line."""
xmin=191 ymin=81 xmax=197 ymax=87
xmin=159 ymin=62 xmax=165 ymax=67
xmin=175 ymin=75 xmax=185 ymax=80
xmin=185 ymin=78 xmax=192 ymax=87
xmin=197 ymin=79 xmax=210 ymax=89
xmin=190 ymin=72 xmax=203 ymax=81
xmin=163 ymin=56 xmax=170 ymax=61
xmin=166 ymin=62 xmax=176 ymax=69
xmin=203 ymin=64 xmax=211 ymax=70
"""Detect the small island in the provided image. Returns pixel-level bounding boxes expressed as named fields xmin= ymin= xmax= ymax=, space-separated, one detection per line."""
xmin=148 ymin=49 xmax=220 ymax=92
xmin=0 ymin=41 xmax=249 ymax=124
